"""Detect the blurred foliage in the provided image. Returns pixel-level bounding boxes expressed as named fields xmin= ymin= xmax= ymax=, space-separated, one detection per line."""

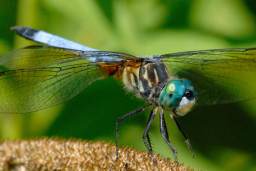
xmin=1 ymin=0 xmax=256 ymax=171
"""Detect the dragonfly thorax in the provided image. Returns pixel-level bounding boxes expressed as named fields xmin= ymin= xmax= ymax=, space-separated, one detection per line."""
xmin=122 ymin=61 xmax=169 ymax=102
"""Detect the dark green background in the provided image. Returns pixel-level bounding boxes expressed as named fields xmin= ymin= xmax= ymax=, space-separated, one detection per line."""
xmin=1 ymin=0 xmax=256 ymax=170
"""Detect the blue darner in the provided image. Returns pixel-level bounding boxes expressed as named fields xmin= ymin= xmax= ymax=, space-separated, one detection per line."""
xmin=1 ymin=26 xmax=256 ymax=160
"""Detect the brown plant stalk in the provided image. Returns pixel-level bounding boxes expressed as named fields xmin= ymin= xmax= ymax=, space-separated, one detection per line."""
xmin=0 ymin=138 xmax=192 ymax=171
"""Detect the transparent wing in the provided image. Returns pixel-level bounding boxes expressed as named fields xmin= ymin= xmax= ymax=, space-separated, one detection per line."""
xmin=0 ymin=46 xmax=107 ymax=113
xmin=156 ymin=48 xmax=256 ymax=105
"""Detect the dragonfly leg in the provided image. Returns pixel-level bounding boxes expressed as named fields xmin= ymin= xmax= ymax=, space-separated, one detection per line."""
xmin=159 ymin=109 xmax=178 ymax=160
xmin=171 ymin=111 xmax=195 ymax=157
xmin=115 ymin=106 xmax=146 ymax=159
xmin=142 ymin=108 xmax=156 ymax=154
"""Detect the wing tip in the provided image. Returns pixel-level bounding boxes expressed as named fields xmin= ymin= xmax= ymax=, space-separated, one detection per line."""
xmin=11 ymin=26 xmax=39 ymax=40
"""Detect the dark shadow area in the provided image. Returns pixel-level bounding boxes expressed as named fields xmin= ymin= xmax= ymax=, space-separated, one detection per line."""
xmin=46 ymin=78 xmax=145 ymax=140
xmin=0 ymin=0 xmax=17 ymax=47
xmin=245 ymin=0 xmax=256 ymax=16
xmin=180 ymin=103 xmax=256 ymax=158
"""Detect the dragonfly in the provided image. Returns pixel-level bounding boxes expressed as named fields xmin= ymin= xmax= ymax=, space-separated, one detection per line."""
xmin=1 ymin=26 xmax=256 ymax=160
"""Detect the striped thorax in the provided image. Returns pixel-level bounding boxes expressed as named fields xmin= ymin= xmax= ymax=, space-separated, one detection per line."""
xmin=122 ymin=61 xmax=169 ymax=103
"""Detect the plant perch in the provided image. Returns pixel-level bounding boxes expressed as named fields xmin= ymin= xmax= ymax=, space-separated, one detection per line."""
xmin=0 ymin=138 xmax=191 ymax=171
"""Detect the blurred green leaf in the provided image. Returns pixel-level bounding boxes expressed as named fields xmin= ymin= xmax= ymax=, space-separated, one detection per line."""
xmin=191 ymin=0 xmax=256 ymax=37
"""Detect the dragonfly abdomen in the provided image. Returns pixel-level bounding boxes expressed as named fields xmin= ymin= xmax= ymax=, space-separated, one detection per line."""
xmin=122 ymin=61 xmax=169 ymax=101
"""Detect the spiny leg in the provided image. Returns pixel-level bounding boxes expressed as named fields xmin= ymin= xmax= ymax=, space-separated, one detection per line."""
xmin=115 ymin=106 xmax=147 ymax=159
xmin=171 ymin=111 xmax=194 ymax=157
xmin=142 ymin=108 xmax=156 ymax=154
xmin=159 ymin=109 xmax=178 ymax=160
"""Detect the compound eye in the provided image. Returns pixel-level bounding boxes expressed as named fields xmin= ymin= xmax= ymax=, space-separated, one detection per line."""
xmin=185 ymin=90 xmax=194 ymax=99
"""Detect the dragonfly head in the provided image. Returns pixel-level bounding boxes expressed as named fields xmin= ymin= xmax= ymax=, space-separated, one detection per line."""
xmin=159 ymin=79 xmax=196 ymax=116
